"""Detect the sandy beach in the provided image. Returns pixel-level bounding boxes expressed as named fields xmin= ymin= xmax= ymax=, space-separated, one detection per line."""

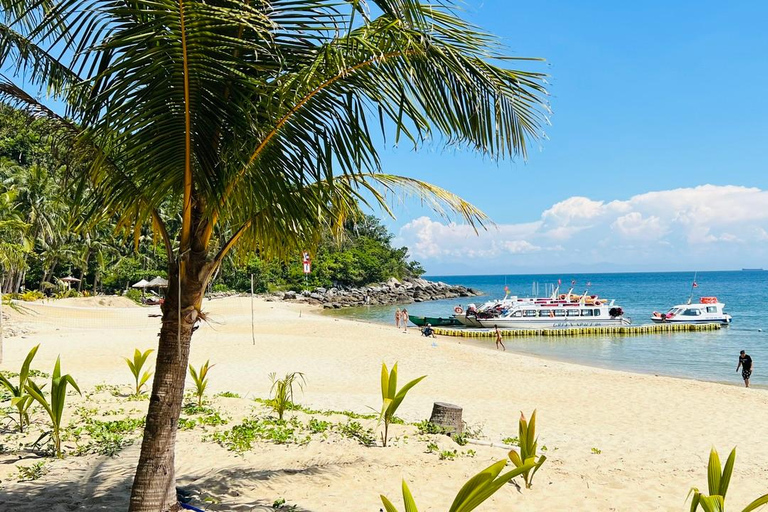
xmin=1 ymin=295 xmax=767 ymax=511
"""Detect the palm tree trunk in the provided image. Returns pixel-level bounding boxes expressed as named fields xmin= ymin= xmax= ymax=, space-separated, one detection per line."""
xmin=129 ymin=249 xmax=208 ymax=512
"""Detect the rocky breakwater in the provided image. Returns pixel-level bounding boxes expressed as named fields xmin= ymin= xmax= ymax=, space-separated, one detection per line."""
xmin=269 ymin=277 xmax=482 ymax=309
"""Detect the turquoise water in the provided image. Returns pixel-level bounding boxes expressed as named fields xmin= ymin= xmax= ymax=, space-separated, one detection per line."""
xmin=324 ymin=271 xmax=768 ymax=387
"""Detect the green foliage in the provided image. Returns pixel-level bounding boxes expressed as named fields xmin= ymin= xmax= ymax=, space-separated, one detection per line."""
xmin=268 ymin=372 xmax=306 ymax=421
xmin=337 ymin=420 xmax=376 ymax=447
xmin=214 ymin=391 xmax=240 ymax=398
xmin=212 ymin=416 xmax=308 ymax=453
xmin=124 ymin=288 xmax=144 ymax=304
xmin=380 ymin=362 xmax=426 ymax=447
xmin=189 ymin=360 xmax=214 ymax=407
xmin=688 ymin=447 xmax=768 ymax=512
xmin=591 ymin=447 xmax=602 ymax=455
xmin=501 ymin=436 xmax=519 ymax=446
xmin=380 ymin=458 xmax=535 ymax=512
xmin=414 ymin=420 xmax=449 ymax=435
xmin=308 ymin=418 xmax=331 ymax=434
xmin=0 ymin=344 xmax=39 ymax=432
xmin=16 ymin=461 xmax=48 ymax=482
xmin=125 ymin=348 xmax=154 ymax=396
xmin=507 ymin=410 xmax=547 ymax=489
xmin=439 ymin=449 xmax=458 ymax=461
xmin=70 ymin=417 xmax=146 ymax=456
xmin=25 ymin=356 xmax=81 ymax=458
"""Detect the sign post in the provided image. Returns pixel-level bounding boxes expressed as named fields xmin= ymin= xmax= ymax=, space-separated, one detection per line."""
xmin=302 ymin=251 xmax=311 ymax=290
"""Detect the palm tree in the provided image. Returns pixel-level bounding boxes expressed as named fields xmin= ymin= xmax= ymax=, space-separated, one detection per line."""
xmin=0 ymin=1 xmax=549 ymax=509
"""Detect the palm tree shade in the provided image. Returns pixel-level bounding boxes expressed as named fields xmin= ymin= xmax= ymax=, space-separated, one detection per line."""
xmin=0 ymin=1 xmax=549 ymax=510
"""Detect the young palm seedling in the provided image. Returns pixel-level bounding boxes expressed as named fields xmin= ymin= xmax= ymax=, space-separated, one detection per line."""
xmin=125 ymin=348 xmax=154 ymax=396
xmin=0 ymin=344 xmax=39 ymax=432
xmin=189 ymin=360 xmax=214 ymax=407
xmin=25 ymin=356 xmax=81 ymax=458
xmin=508 ymin=410 xmax=547 ymax=489
xmin=380 ymin=362 xmax=426 ymax=447
xmin=688 ymin=447 xmax=768 ymax=511
xmin=380 ymin=458 xmax=535 ymax=512
xmin=268 ymin=372 xmax=305 ymax=421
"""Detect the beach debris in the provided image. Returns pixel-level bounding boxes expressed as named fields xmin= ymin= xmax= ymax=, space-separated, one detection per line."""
xmin=429 ymin=402 xmax=463 ymax=435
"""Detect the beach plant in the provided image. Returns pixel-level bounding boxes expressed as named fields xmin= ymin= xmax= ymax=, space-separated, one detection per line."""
xmin=25 ymin=356 xmax=81 ymax=458
xmin=16 ymin=461 xmax=48 ymax=482
xmin=268 ymin=372 xmax=305 ymax=421
xmin=0 ymin=0 xmax=549 ymax=505
xmin=688 ymin=447 xmax=768 ymax=512
xmin=189 ymin=360 xmax=214 ymax=408
xmin=380 ymin=363 xmax=426 ymax=447
xmin=125 ymin=349 xmax=154 ymax=396
xmin=0 ymin=344 xmax=39 ymax=432
xmin=508 ymin=410 xmax=547 ymax=489
xmin=380 ymin=458 xmax=535 ymax=512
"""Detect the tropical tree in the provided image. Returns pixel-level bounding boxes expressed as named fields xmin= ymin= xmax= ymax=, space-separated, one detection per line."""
xmin=0 ymin=1 xmax=548 ymax=510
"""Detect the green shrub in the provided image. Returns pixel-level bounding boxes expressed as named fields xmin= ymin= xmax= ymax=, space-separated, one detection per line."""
xmin=124 ymin=288 xmax=143 ymax=304
xmin=508 ymin=410 xmax=547 ymax=489
xmin=125 ymin=348 xmax=154 ymax=395
xmin=688 ymin=447 xmax=768 ymax=511
xmin=189 ymin=360 xmax=214 ymax=407
xmin=380 ymin=362 xmax=425 ymax=447
xmin=380 ymin=458 xmax=535 ymax=512
xmin=0 ymin=344 xmax=39 ymax=432
xmin=268 ymin=372 xmax=305 ymax=421
xmin=25 ymin=356 xmax=81 ymax=458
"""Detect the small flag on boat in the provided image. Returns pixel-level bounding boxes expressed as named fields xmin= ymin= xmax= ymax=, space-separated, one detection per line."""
xmin=693 ymin=281 xmax=698 ymax=288
xmin=571 ymin=279 xmax=576 ymax=285
xmin=504 ymin=286 xmax=509 ymax=293
xmin=558 ymin=279 xmax=562 ymax=285
xmin=587 ymin=281 xmax=592 ymax=286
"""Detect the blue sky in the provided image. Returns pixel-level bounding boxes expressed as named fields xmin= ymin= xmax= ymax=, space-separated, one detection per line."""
xmin=378 ymin=0 xmax=768 ymax=274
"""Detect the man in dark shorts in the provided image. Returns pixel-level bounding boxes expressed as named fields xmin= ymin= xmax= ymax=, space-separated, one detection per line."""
xmin=737 ymin=350 xmax=753 ymax=388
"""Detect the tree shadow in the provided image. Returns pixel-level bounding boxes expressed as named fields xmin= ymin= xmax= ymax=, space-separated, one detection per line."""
xmin=1 ymin=450 xmax=340 ymax=511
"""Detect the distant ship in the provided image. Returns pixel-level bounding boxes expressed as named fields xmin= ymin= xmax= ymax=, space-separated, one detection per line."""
xmin=741 ymin=268 xmax=764 ymax=271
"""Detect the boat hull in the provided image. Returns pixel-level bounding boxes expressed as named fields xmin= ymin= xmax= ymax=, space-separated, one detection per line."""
xmin=408 ymin=315 xmax=462 ymax=327
xmin=477 ymin=317 xmax=630 ymax=329
xmin=453 ymin=314 xmax=484 ymax=328
xmin=650 ymin=317 xmax=731 ymax=326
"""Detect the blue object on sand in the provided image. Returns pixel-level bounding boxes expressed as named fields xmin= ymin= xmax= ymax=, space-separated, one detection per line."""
xmin=180 ymin=503 xmax=205 ymax=512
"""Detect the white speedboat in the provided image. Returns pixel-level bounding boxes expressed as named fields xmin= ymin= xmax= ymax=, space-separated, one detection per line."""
xmin=473 ymin=293 xmax=630 ymax=329
xmin=651 ymin=297 xmax=732 ymax=325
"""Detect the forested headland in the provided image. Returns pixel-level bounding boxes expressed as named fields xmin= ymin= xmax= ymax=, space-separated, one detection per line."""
xmin=0 ymin=106 xmax=424 ymax=298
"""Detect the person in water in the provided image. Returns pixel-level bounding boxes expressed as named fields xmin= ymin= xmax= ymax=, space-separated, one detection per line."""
xmin=494 ymin=325 xmax=505 ymax=351
xmin=395 ymin=308 xmax=401 ymax=329
xmin=737 ymin=350 xmax=753 ymax=388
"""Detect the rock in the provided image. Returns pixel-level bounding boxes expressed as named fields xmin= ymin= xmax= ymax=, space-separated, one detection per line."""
xmin=315 ymin=287 xmax=327 ymax=294
xmin=284 ymin=291 xmax=297 ymax=300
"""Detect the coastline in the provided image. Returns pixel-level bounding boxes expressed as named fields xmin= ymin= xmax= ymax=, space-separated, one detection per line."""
xmin=1 ymin=296 xmax=767 ymax=510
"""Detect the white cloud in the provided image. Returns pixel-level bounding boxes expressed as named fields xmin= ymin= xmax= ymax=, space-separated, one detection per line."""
xmin=398 ymin=185 xmax=768 ymax=273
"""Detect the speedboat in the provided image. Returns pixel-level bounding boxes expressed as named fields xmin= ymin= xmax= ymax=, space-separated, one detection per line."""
xmin=651 ymin=297 xmax=732 ymax=325
xmin=463 ymin=288 xmax=630 ymax=330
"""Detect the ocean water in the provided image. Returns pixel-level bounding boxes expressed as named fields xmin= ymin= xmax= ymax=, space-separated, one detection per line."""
xmin=324 ymin=271 xmax=768 ymax=388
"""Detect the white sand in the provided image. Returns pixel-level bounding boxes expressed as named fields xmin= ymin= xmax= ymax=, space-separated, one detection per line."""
xmin=1 ymin=296 xmax=767 ymax=511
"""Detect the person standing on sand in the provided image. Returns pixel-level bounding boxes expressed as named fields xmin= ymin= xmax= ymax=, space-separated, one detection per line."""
xmin=494 ymin=325 xmax=505 ymax=351
xmin=395 ymin=308 xmax=401 ymax=329
xmin=401 ymin=308 xmax=408 ymax=333
xmin=737 ymin=350 xmax=753 ymax=388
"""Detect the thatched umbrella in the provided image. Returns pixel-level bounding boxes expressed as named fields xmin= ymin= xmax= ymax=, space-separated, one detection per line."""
xmin=147 ymin=276 xmax=169 ymax=288
xmin=132 ymin=279 xmax=150 ymax=289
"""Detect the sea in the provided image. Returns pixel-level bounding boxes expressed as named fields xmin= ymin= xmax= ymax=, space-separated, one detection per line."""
xmin=323 ymin=270 xmax=767 ymax=388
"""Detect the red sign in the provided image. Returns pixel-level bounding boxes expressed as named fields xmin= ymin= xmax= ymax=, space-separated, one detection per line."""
xmin=700 ymin=297 xmax=717 ymax=304
xmin=302 ymin=251 xmax=311 ymax=274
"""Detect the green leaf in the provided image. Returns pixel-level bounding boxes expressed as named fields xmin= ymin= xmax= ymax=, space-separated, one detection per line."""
xmin=402 ymin=480 xmax=418 ymax=512
xmin=380 ymin=495 xmax=400 ymax=512
xmin=742 ymin=493 xmax=768 ymax=512
xmin=720 ymin=448 xmax=736 ymax=498
xmin=708 ymin=448 xmax=722 ymax=496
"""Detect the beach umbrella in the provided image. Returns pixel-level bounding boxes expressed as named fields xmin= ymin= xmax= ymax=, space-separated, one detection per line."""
xmin=132 ymin=279 xmax=150 ymax=289
xmin=60 ymin=276 xmax=81 ymax=283
xmin=147 ymin=276 xmax=169 ymax=288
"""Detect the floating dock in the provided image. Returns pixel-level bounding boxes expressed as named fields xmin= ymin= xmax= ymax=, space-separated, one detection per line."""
xmin=432 ymin=323 xmax=721 ymax=338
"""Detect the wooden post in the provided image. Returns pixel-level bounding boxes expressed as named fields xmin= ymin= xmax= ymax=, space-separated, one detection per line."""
xmin=429 ymin=402 xmax=463 ymax=435
xmin=0 ymin=274 xmax=4 ymax=364
xmin=250 ymin=274 xmax=255 ymax=346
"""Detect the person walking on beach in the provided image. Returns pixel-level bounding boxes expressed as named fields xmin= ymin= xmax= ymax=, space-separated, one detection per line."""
xmin=401 ymin=308 xmax=409 ymax=333
xmin=494 ymin=325 xmax=505 ymax=351
xmin=395 ymin=308 xmax=401 ymax=329
xmin=737 ymin=350 xmax=753 ymax=388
